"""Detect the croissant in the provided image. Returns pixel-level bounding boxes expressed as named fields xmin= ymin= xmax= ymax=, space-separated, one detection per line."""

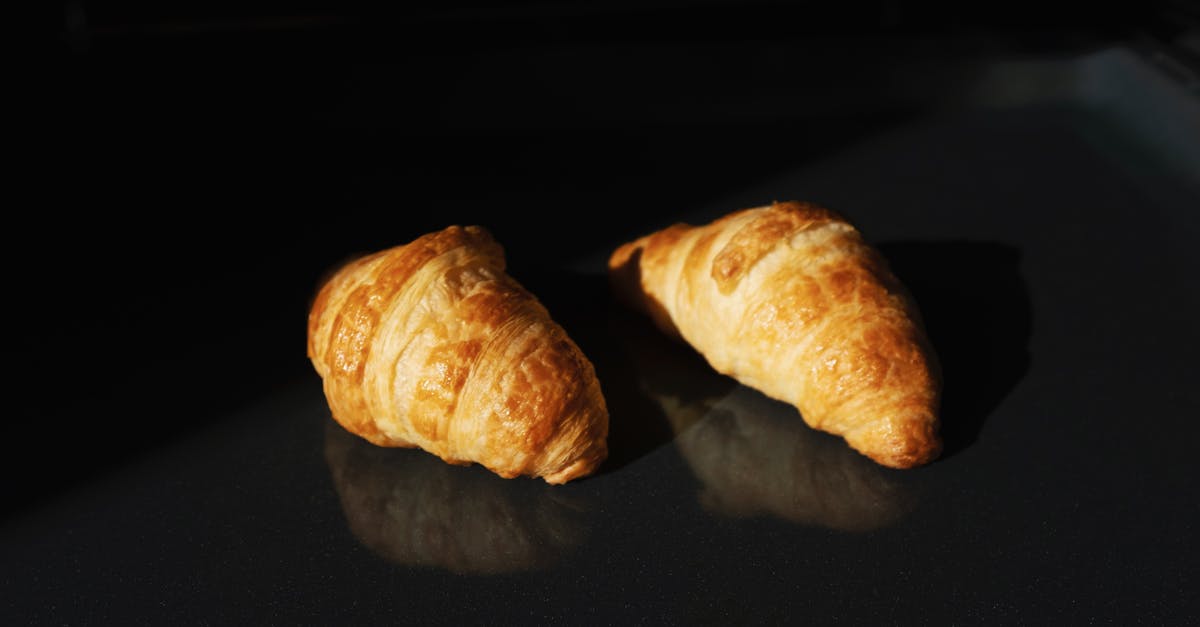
xmin=307 ymin=225 xmax=608 ymax=484
xmin=608 ymin=201 xmax=941 ymax=468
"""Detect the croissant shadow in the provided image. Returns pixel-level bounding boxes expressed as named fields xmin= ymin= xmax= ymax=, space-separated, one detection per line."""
xmin=876 ymin=240 xmax=1032 ymax=459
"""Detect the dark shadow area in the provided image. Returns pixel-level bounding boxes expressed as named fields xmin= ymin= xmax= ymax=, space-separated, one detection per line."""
xmin=518 ymin=270 xmax=679 ymax=473
xmin=347 ymin=114 xmax=922 ymax=272
xmin=58 ymin=0 xmax=1152 ymax=59
xmin=324 ymin=421 xmax=593 ymax=574
xmin=876 ymin=240 xmax=1032 ymax=459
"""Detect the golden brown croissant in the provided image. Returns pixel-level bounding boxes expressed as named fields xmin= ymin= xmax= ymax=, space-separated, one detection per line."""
xmin=608 ymin=201 xmax=941 ymax=468
xmin=307 ymin=225 xmax=608 ymax=484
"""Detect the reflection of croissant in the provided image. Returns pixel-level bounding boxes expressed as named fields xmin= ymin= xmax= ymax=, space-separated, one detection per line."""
xmin=666 ymin=387 xmax=913 ymax=531
xmin=620 ymin=318 xmax=912 ymax=531
xmin=609 ymin=201 xmax=941 ymax=468
xmin=323 ymin=422 xmax=589 ymax=574
xmin=308 ymin=225 xmax=608 ymax=484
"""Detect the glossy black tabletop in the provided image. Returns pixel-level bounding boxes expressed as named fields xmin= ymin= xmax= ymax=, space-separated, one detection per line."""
xmin=12 ymin=6 xmax=1200 ymax=623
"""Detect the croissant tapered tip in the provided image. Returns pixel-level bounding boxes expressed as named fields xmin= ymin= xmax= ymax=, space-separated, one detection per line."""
xmin=850 ymin=415 xmax=943 ymax=469
xmin=540 ymin=450 xmax=606 ymax=485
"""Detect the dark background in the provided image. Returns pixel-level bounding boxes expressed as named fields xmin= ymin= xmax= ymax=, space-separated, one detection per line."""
xmin=20 ymin=0 xmax=1200 ymax=537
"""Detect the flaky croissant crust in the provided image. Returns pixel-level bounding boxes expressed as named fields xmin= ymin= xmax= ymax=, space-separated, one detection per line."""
xmin=308 ymin=225 xmax=608 ymax=484
xmin=609 ymin=201 xmax=941 ymax=468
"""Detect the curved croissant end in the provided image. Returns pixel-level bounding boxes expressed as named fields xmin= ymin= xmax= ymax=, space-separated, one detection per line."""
xmin=608 ymin=201 xmax=941 ymax=468
xmin=309 ymin=225 xmax=609 ymax=484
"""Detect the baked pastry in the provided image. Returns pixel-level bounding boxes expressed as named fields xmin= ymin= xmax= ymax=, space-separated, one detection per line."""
xmin=307 ymin=225 xmax=608 ymax=484
xmin=608 ymin=201 xmax=941 ymax=468
xmin=323 ymin=421 xmax=589 ymax=574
